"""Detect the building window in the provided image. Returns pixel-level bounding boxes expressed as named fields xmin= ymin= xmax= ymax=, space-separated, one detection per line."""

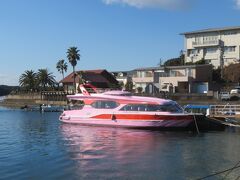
xmin=224 ymin=31 xmax=237 ymax=35
xmin=185 ymin=68 xmax=192 ymax=76
xmin=224 ymin=46 xmax=236 ymax=53
xmin=206 ymin=47 xmax=218 ymax=53
xmin=203 ymin=36 xmax=217 ymax=41
xmin=136 ymin=71 xmax=153 ymax=78
xmin=195 ymin=36 xmax=201 ymax=43
xmin=169 ymin=70 xmax=177 ymax=77
xmin=188 ymin=49 xmax=198 ymax=56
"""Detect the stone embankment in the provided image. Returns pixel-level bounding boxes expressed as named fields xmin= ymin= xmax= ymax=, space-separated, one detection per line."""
xmin=0 ymin=94 xmax=67 ymax=108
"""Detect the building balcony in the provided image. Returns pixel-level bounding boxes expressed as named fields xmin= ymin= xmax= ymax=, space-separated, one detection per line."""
xmin=159 ymin=73 xmax=186 ymax=77
xmin=192 ymin=40 xmax=220 ymax=47
xmin=132 ymin=77 xmax=154 ymax=83
xmin=159 ymin=76 xmax=190 ymax=86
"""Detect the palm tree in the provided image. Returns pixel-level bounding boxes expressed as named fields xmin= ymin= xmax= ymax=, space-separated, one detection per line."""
xmin=19 ymin=70 xmax=37 ymax=91
xmin=67 ymin=47 xmax=80 ymax=92
xmin=56 ymin=59 xmax=68 ymax=79
xmin=37 ymin=69 xmax=56 ymax=91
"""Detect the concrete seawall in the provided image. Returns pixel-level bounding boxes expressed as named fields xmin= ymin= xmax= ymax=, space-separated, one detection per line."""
xmin=0 ymin=94 xmax=67 ymax=108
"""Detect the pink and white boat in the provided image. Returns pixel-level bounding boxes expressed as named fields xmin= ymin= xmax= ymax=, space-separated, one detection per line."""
xmin=59 ymin=85 xmax=196 ymax=129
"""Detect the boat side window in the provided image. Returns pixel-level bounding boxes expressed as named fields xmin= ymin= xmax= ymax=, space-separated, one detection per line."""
xmin=120 ymin=104 xmax=146 ymax=111
xmin=68 ymin=100 xmax=84 ymax=110
xmin=120 ymin=103 xmax=183 ymax=113
xmin=91 ymin=101 xmax=119 ymax=109
xmin=160 ymin=103 xmax=183 ymax=113
xmin=146 ymin=104 xmax=162 ymax=111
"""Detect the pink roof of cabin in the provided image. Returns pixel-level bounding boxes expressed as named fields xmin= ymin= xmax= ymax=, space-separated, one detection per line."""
xmin=102 ymin=90 xmax=132 ymax=96
xmin=68 ymin=90 xmax=172 ymax=105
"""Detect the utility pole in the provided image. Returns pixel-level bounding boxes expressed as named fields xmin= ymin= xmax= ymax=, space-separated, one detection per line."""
xmin=158 ymin=58 xmax=162 ymax=67
xmin=219 ymin=40 xmax=224 ymax=79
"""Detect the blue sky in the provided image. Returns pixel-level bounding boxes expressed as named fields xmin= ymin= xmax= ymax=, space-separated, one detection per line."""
xmin=0 ymin=0 xmax=240 ymax=85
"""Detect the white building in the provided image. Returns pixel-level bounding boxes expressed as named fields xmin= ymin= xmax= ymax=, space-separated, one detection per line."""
xmin=111 ymin=71 xmax=132 ymax=87
xmin=132 ymin=64 xmax=212 ymax=93
xmin=182 ymin=26 xmax=240 ymax=68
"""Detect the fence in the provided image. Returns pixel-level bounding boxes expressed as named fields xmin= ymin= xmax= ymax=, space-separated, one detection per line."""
xmin=41 ymin=91 xmax=69 ymax=101
xmin=209 ymin=104 xmax=240 ymax=117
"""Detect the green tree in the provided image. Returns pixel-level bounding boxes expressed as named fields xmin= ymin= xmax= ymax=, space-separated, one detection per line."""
xmin=164 ymin=51 xmax=185 ymax=66
xmin=212 ymin=67 xmax=224 ymax=83
xmin=56 ymin=59 xmax=68 ymax=79
xmin=118 ymin=81 xmax=124 ymax=89
xmin=125 ymin=81 xmax=134 ymax=92
xmin=19 ymin=70 xmax=37 ymax=91
xmin=137 ymin=87 xmax=143 ymax=93
xmin=67 ymin=47 xmax=80 ymax=92
xmin=164 ymin=57 xmax=182 ymax=66
xmin=223 ymin=63 xmax=240 ymax=83
xmin=37 ymin=69 xmax=56 ymax=91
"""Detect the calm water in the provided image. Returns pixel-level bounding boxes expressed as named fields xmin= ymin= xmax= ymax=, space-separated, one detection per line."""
xmin=1 ymin=107 xmax=240 ymax=180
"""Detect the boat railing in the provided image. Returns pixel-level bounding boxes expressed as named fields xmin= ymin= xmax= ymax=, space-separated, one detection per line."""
xmin=209 ymin=104 xmax=240 ymax=117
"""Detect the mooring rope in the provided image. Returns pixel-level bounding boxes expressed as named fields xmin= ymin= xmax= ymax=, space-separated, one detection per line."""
xmin=193 ymin=114 xmax=200 ymax=134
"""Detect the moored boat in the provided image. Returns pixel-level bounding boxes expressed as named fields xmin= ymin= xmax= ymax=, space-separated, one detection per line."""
xmin=59 ymin=85 xmax=225 ymax=130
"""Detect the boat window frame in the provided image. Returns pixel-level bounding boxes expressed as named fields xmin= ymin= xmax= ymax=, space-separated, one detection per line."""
xmin=91 ymin=100 xmax=120 ymax=109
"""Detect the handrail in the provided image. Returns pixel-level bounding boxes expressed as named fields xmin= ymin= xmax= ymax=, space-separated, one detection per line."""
xmin=209 ymin=104 xmax=240 ymax=116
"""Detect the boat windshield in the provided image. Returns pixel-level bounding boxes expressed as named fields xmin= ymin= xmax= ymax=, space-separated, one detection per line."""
xmin=68 ymin=100 xmax=84 ymax=110
xmin=120 ymin=103 xmax=183 ymax=113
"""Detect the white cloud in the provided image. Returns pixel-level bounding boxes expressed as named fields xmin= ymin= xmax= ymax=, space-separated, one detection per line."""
xmin=235 ymin=0 xmax=240 ymax=8
xmin=102 ymin=0 xmax=193 ymax=10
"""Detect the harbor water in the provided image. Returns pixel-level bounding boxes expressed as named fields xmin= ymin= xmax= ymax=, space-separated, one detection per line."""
xmin=0 ymin=107 xmax=240 ymax=179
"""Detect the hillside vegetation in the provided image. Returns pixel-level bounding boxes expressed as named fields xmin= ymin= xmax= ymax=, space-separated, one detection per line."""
xmin=0 ymin=85 xmax=18 ymax=96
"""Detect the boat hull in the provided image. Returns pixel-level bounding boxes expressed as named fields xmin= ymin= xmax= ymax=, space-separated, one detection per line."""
xmin=59 ymin=117 xmax=193 ymax=128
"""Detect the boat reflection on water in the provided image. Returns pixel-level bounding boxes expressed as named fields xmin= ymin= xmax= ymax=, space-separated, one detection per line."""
xmin=60 ymin=124 xmax=189 ymax=179
xmin=59 ymin=123 xmax=179 ymax=178
xmin=59 ymin=124 xmax=240 ymax=179
xmin=60 ymin=124 xmax=163 ymax=161
xmin=61 ymin=124 xmax=163 ymax=179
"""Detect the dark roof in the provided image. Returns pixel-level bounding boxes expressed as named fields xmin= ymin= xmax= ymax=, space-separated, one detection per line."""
xmin=60 ymin=69 xmax=119 ymax=87
xmin=181 ymin=26 xmax=240 ymax=35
